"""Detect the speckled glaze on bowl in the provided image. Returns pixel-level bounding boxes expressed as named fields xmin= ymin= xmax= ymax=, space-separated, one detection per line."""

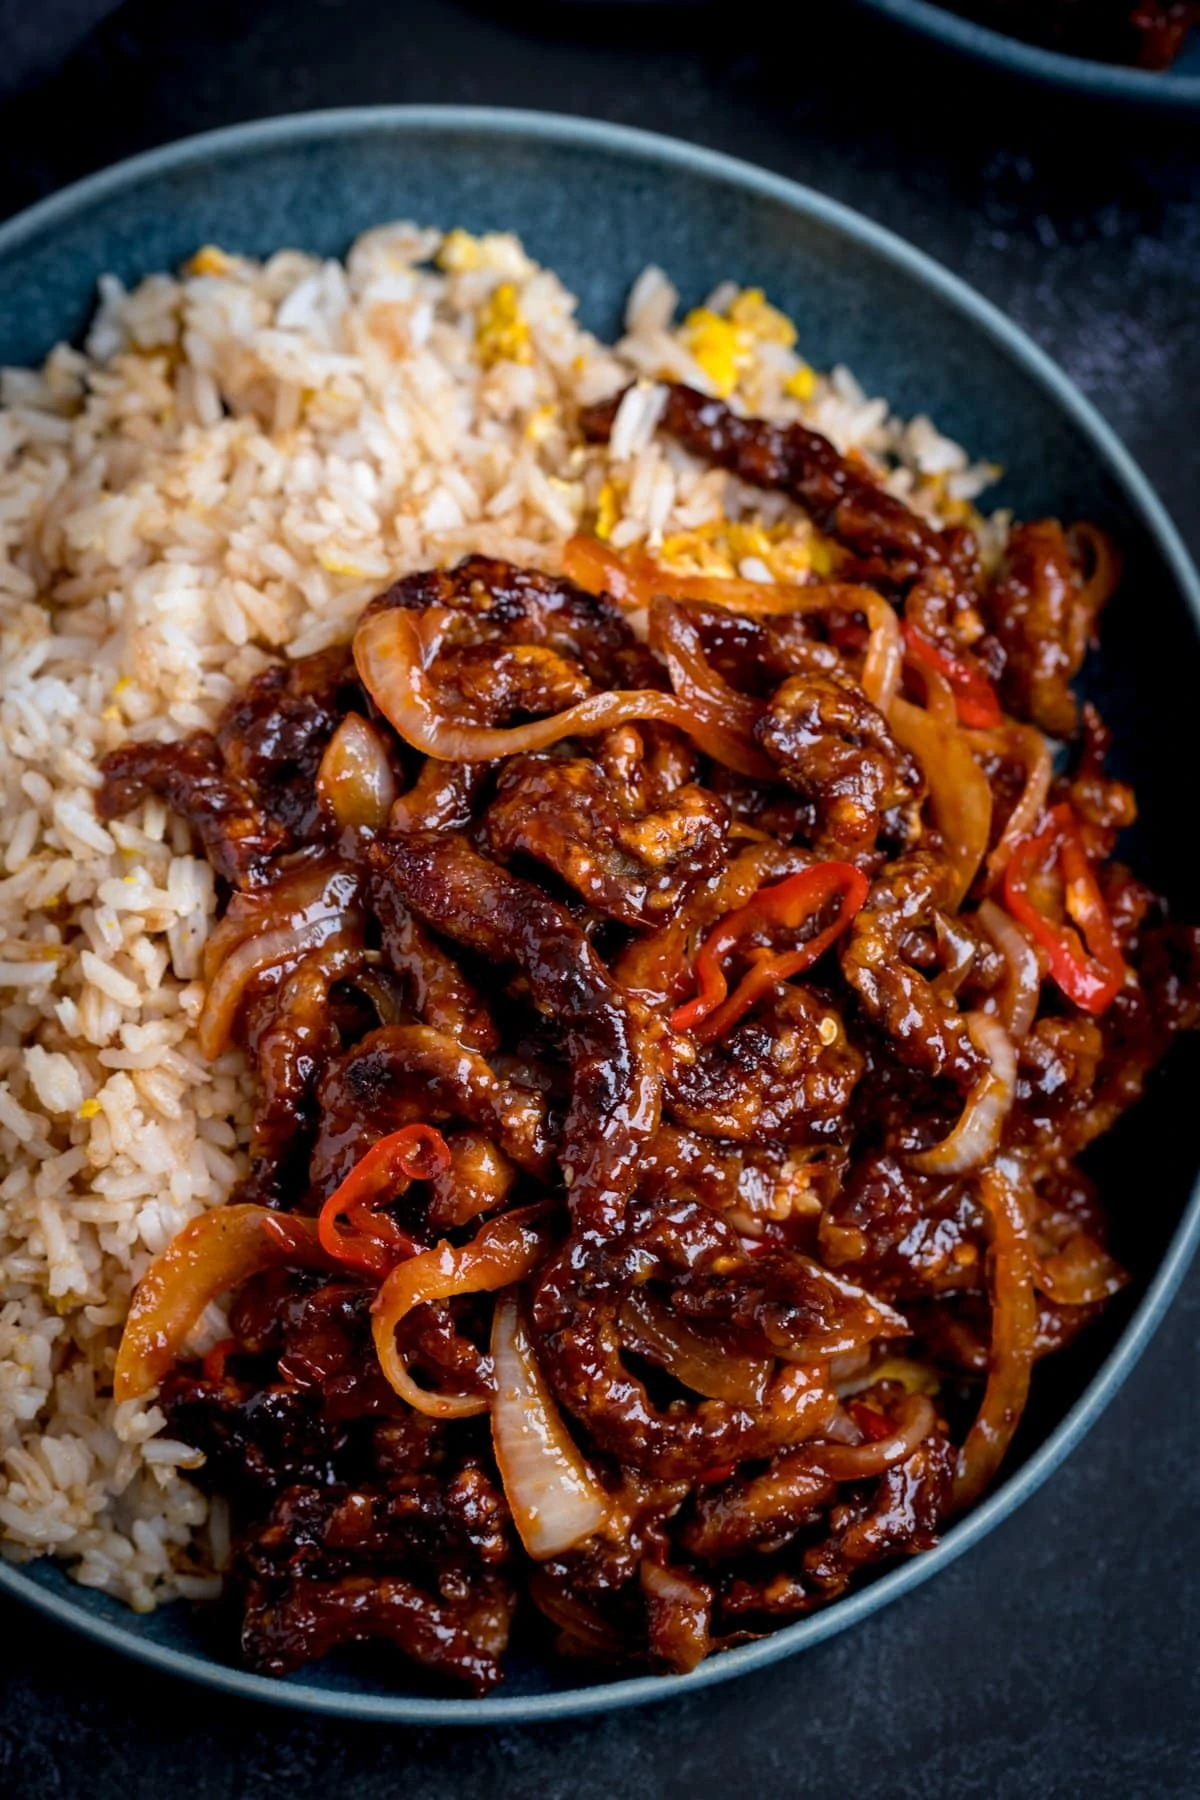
xmin=853 ymin=0 xmax=1200 ymax=106
xmin=0 ymin=107 xmax=1198 ymax=1725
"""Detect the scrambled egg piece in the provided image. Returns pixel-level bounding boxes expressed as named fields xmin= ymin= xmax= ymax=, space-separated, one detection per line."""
xmin=437 ymin=228 xmax=485 ymax=273
xmin=680 ymin=308 xmax=746 ymax=400
xmin=594 ymin=480 xmax=622 ymax=542
xmin=437 ymin=230 xmax=534 ymax=279
xmin=476 ymin=283 xmax=532 ymax=368
xmin=784 ymin=364 xmax=817 ymax=403
xmin=185 ymin=245 xmax=236 ymax=277
xmin=729 ymin=288 xmax=797 ymax=347
xmin=659 ymin=516 xmax=835 ymax=582
xmin=662 ymin=519 xmax=771 ymax=571
xmin=680 ymin=288 xmax=806 ymax=401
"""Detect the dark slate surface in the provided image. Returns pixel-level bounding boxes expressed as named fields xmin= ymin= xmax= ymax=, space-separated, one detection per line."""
xmin=0 ymin=3 xmax=1197 ymax=1793
xmin=0 ymin=0 xmax=120 ymax=101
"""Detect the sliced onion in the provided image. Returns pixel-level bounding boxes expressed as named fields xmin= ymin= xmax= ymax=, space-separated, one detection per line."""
xmin=1034 ymin=1232 xmax=1127 ymax=1306
xmin=890 ymin=695 xmax=992 ymax=907
xmin=859 ymin=591 xmax=903 ymax=715
xmin=565 ymin=535 xmax=841 ymax=617
xmin=198 ymin=865 xmax=364 ymax=1059
xmin=932 ymin=910 xmax=977 ymax=998
xmin=967 ymin=722 xmax=1054 ymax=887
xmin=1070 ymin=521 xmax=1122 ymax=620
xmin=623 ymin=559 xmax=901 ymax=716
xmin=491 ymin=1292 xmax=610 ymax=1559
xmin=114 ymin=1206 xmax=327 ymax=1401
xmin=763 ymin=1263 xmax=909 ymax=1363
xmin=202 ymin=862 xmax=361 ymax=981
xmin=618 ymin=1287 xmax=773 ymax=1406
xmin=909 ymin=1010 xmax=1016 ymax=1177
xmin=353 ymin=606 xmax=769 ymax=778
xmin=317 ymin=712 xmax=396 ymax=831
xmin=649 ymin=597 xmax=761 ymax=740
xmin=904 ymin=654 xmax=958 ymax=729
xmin=371 ymin=1206 xmax=551 ymax=1418
xmin=564 ymin=537 xmax=902 ymax=698
xmin=827 ymin=1346 xmax=873 ymax=1389
xmin=199 ymin=921 xmax=351 ymax=1059
xmin=647 ymin=585 xmax=900 ymax=722
xmin=800 ymin=1393 xmax=937 ymax=1480
xmin=952 ymin=1161 xmax=1038 ymax=1510
xmin=977 ymin=897 xmax=1041 ymax=1040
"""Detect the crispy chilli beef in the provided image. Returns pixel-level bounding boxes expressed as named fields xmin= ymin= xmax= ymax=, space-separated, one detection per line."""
xmin=946 ymin=0 xmax=1199 ymax=68
xmin=101 ymin=381 xmax=1200 ymax=1695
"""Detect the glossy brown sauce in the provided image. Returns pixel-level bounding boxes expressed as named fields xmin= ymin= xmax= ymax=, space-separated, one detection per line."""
xmin=100 ymin=382 xmax=1200 ymax=1693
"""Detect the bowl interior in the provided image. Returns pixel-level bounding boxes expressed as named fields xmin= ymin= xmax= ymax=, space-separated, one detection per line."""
xmin=1 ymin=109 xmax=1198 ymax=1721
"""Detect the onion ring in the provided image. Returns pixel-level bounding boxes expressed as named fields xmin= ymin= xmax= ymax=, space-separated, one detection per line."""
xmin=909 ymin=1011 xmax=1017 ymax=1177
xmin=371 ymin=1206 xmax=553 ymax=1418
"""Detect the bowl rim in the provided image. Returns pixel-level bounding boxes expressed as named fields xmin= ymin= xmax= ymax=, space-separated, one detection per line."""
xmin=1 ymin=102 xmax=1198 ymax=1727
xmin=851 ymin=0 xmax=1200 ymax=105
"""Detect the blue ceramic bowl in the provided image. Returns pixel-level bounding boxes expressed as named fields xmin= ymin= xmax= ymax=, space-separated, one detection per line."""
xmin=0 ymin=107 xmax=1198 ymax=1724
xmin=853 ymin=0 xmax=1200 ymax=106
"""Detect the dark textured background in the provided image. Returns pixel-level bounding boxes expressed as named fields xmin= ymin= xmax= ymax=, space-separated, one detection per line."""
xmin=1 ymin=3 xmax=1198 ymax=1793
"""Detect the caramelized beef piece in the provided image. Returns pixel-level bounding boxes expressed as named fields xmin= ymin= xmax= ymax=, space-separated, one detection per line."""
xmin=161 ymin=1375 xmax=347 ymax=1499
xmin=529 ymin=1196 xmax=900 ymax=1480
xmin=98 ymin=733 xmax=289 ymax=888
xmin=840 ymin=851 xmax=983 ymax=1086
xmin=486 ymin=752 xmax=728 ymax=926
xmin=238 ymin=946 xmax=363 ymax=1206
xmin=241 ymin=1572 xmax=511 ymax=1691
xmin=218 ymin=646 xmax=361 ymax=839
xmin=817 ymin=1152 xmax=984 ymax=1299
xmin=430 ymin=640 xmax=595 ymax=725
xmin=582 ymin=383 xmax=950 ymax=589
xmin=368 ymin=874 xmax=499 ymax=1053
xmin=802 ymin=1434 xmax=954 ymax=1595
xmin=986 ymin=521 xmax=1105 ymax=737
xmin=308 ymin=1021 xmax=553 ymax=1197
xmin=664 ymin=986 xmax=863 ymax=1144
xmin=98 ymin=648 xmax=360 ymax=885
xmin=682 ymin=1454 xmax=836 ymax=1559
xmin=368 ymin=554 xmax=658 ymax=690
xmin=756 ymin=671 xmax=921 ymax=856
xmin=370 ymin=830 xmax=661 ymax=1234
